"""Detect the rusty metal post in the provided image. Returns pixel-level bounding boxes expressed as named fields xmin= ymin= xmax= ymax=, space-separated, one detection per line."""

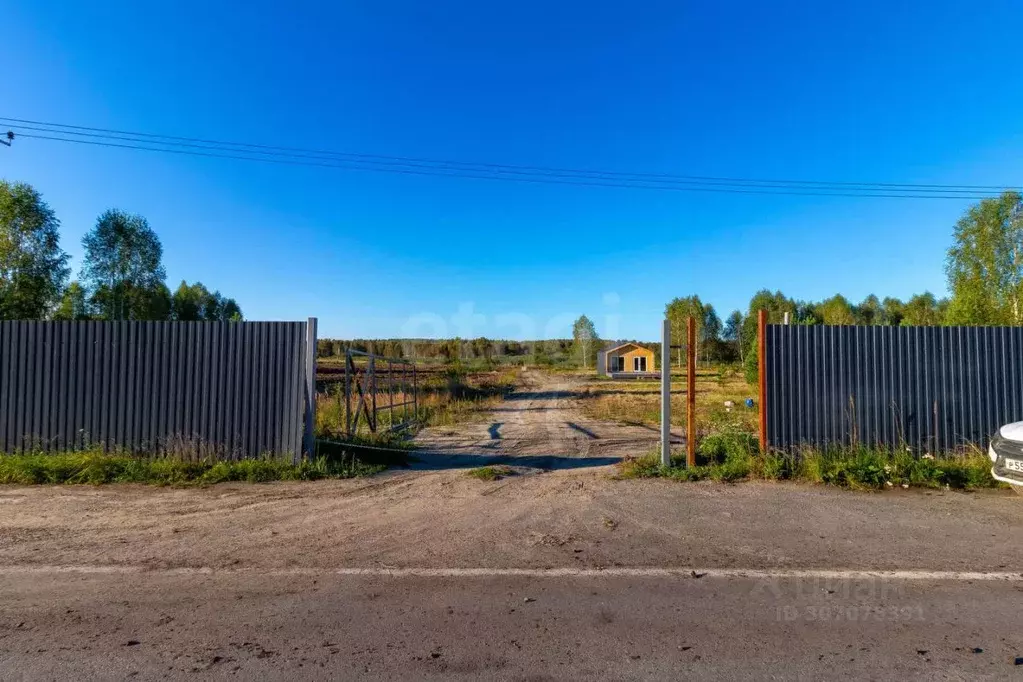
xmin=660 ymin=319 xmax=671 ymax=466
xmin=758 ymin=309 xmax=768 ymax=453
xmin=687 ymin=316 xmax=696 ymax=467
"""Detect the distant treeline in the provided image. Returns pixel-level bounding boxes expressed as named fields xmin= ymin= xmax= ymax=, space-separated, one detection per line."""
xmin=318 ymin=337 xmax=620 ymax=363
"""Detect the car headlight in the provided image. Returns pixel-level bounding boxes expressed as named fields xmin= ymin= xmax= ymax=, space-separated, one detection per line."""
xmin=989 ymin=433 xmax=1023 ymax=464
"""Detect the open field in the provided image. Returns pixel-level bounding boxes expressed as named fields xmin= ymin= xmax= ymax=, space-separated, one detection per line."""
xmin=576 ymin=364 xmax=756 ymax=435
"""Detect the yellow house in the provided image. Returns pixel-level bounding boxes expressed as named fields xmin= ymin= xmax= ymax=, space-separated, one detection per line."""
xmin=598 ymin=342 xmax=656 ymax=377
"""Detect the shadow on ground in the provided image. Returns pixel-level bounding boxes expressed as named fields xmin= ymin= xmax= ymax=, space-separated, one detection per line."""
xmin=407 ymin=451 xmax=623 ymax=472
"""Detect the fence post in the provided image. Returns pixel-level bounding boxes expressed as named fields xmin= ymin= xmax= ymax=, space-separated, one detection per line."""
xmin=661 ymin=319 xmax=671 ymax=466
xmin=303 ymin=317 xmax=317 ymax=460
xmin=369 ymin=354 xmax=377 ymax=432
xmin=687 ymin=316 xmax=697 ymax=467
xmin=344 ymin=349 xmax=352 ymax=438
xmin=758 ymin=309 xmax=767 ymax=453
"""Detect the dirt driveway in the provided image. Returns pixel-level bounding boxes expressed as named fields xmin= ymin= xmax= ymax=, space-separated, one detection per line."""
xmin=4 ymin=369 xmax=1023 ymax=680
xmin=413 ymin=369 xmax=671 ymax=471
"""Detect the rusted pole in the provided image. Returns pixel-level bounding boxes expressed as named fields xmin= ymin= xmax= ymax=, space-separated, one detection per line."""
xmin=758 ymin=309 xmax=768 ymax=453
xmin=660 ymin=319 xmax=671 ymax=466
xmin=687 ymin=316 xmax=697 ymax=467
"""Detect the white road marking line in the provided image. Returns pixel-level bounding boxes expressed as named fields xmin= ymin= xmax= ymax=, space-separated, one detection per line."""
xmin=1 ymin=565 xmax=1021 ymax=581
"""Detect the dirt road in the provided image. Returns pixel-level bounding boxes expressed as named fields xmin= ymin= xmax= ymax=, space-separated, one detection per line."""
xmin=2 ymin=473 xmax=1022 ymax=680
xmin=2 ymin=370 xmax=1022 ymax=679
xmin=413 ymin=369 xmax=670 ymax=470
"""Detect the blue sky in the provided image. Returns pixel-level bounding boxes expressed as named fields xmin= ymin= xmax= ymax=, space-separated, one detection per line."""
xmin=4 ymin=1 xmax=1022 ymax=340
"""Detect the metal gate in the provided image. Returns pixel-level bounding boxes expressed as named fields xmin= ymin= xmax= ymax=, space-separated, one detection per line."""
xmin=343 ymin=349 xmax=418 ymax=438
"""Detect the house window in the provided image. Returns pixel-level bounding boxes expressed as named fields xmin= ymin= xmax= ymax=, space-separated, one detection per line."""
xmin=633 ymin=356 xmax=647 ymax=372
xmin=613 ymin=356 xmax=625 ymax=372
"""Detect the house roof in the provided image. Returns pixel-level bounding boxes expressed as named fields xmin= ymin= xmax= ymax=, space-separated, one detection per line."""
xmin=600 ymin=342 xmax=651 ymax=355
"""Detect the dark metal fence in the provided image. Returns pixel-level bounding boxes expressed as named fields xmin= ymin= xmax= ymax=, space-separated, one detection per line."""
xmin=342 ymin=349 xmax=418 ymax=438
xmin=765 ymin=324 xmax=1023 ymax=453
xmin=0 ymin=320 xmax=316 ymax=460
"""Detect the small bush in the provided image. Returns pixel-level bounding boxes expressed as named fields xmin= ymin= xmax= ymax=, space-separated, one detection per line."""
xmin=616 ymin=438 xmax=1000 ymax=491
xmin=755 ymin=451 xmax=795 ymax=480
xmin=697 ymin=428 xmax=757 ymax=464
xmin=465 ymin=465 xmax=515 ymax=481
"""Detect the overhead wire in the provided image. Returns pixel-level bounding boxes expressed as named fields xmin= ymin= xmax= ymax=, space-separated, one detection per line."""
xmin=3 ymin=116 xmax=1018 ymax=199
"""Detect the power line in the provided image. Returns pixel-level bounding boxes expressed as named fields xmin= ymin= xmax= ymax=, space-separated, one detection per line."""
xmin=16 ymin=133 xmax=1005 ymax=200
xmin=3 ymin=115 xmax=1013 ymax=192
xmin=3 ymin=116 xmax=1019 ymax=199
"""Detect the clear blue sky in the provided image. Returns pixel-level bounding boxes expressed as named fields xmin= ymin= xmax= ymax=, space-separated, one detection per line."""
xmin=4 ymin=1 xmax=1022 ymax=340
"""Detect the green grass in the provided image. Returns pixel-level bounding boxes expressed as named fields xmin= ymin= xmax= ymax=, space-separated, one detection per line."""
xmin=0 ymin=447 xmax=386 ymax=486
xmin=465 ymin=465 xmax=515 ymax=481
xmin=618 ymin=426 xmax=1001 ymax=491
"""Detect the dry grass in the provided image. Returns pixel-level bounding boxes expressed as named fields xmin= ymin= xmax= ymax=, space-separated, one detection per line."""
xmin=577 ymin=364 xmax=757 ymax=435
xmin=316 ymin=368 xmax=520 ymax=441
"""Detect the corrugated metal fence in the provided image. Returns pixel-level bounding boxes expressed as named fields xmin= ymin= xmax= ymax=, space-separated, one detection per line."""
xmin=765 ymin=324 xmax=1023 ymax=453
xmin=0 ymin=320 xmax=316 ymax=460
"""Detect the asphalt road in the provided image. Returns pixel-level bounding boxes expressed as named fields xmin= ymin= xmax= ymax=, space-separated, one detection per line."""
xmin=2 ymin=568 xmax=1021 ymax=680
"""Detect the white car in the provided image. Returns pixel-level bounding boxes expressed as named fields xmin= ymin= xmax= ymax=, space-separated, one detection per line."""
xmin=989 ymin=422 xmax=1023 ymax=494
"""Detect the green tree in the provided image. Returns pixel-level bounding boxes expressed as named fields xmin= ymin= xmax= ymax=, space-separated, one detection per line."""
xmin=221 ymin=297 xmax=243 ymax=321
xmin=855 ymin=294 xmax=883 ymax=325
xmin=702 ymin=304 xmax=722 ymax=341
xmin=665 ymin=295 xmax=704 ymax=367
xmin=169 ymin=280 xmax=242 ymax=321
xmin=0 ymin=181 xmax=70 ymax=319
xmin=440 ymin=338 xmax=462 ymax=363
xmin=793 ymin=300 xmax=821 ymax=325
xmin=148 ymin=282 xmax=173 ymax=321
xmin=171 ymin=280 xmax=203 ymax=321
xmin=571 ymin=314 xmax=599 ymax=368
xmin=881 ymin=297 xmax=905 ymax=326
xmin=52 ymin=281 xmax=91 ymax=320
xmin=945 ymin=191 xmax=1023 ymax=325
xmin=700 ymin=304 xmax=725 ymax=362
xmin=901 ymin=292 xmax=945 ymax=326
xmin=741 ymin=290 xmax=796 ymax=349
xmin=818 ymin=294 xmax=857 ymax=325
xmin=742 ymin=290 xmax=796 ymax=384
xmin=723 ymin=310 xmax=745 ymax=364
xmin=472 ymin=336 xmax=494 ymax=363
xmin=81 ymin=209 xmax=167 ymax=320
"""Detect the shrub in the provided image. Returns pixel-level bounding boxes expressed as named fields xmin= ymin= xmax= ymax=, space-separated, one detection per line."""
xmin=617 ymin=439 xmax=999 ymax=491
